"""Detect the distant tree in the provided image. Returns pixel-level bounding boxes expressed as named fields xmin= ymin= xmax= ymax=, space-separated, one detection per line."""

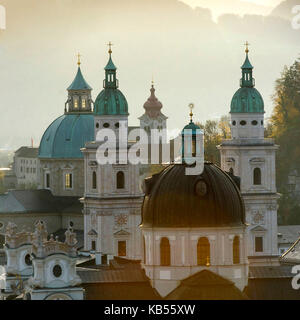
xmin=269 ymin=57 xmax=300 ymax=224
xmin=196 ymin=115 xmax=231 ymax=165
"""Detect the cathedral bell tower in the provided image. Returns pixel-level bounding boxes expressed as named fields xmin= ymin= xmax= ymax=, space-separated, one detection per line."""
xmin=218 ymin=43 xmax=280 ymax=266
xmin=81 ymin=44 xmax=144 ymax=261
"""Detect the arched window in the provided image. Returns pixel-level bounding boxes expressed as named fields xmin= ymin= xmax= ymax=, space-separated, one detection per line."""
xmin=233 ymin=236 xmax=240 ymax=264
xmin=92 ymin=171 xmax=97 ymax=189
xmin=197 ymin=237 xmax=210 ymax=266
xmin=253 ymin=168 xmax=261 ymax=185
xmin=117 ymin=171 xmax=125 ymax=189
xmin=160 ymin=237 xmax=170 ymax=266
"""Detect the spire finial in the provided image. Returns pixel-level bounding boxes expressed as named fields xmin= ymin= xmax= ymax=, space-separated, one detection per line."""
xmin=151 ymin=74 xmax=154 ymax=87
xmin=107 ymin=41 xmax=113 ymax=55
xmin=244 ymin=41 xmax=250 ymax=54
xmin=189 ymin=103 xmax=194 ymax=122
xmin=77 ymin=53 xmax=81 ymax=67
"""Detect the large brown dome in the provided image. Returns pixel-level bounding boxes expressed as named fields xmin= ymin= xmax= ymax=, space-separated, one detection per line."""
xmin=141 ymin=163 xmax=245 ymax=228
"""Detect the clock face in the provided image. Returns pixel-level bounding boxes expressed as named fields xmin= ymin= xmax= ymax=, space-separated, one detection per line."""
xmin=195 ymin=180 xmax=207 ymax=197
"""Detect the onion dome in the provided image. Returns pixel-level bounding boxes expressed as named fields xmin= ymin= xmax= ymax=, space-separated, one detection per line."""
xmin=143 ymin=83 xmax=163 ymax=118
xmin=141 ymin=162 xmax=245 ymax=228
xmin=94 ymin=43 xmax=129 ymax=116
xmin=230 ymin=42 xmax=264 ymax=113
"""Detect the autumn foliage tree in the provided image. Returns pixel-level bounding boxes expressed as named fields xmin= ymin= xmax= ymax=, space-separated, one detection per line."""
xmin=268 ymin=58 xmax=300 ymax=224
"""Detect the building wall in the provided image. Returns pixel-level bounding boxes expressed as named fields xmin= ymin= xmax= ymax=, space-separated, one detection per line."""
xmin=142 ymin=227 xmax=248 ymax=297
xmin=39 ymin=159 xmax=84 ymax=197
xmin=14 ymin=156 xmax=39 ymax=188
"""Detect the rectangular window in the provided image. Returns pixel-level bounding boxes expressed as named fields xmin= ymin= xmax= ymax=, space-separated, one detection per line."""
xmin=65 ymin=173 xmax=73 ymax=189
xmin=255 ymin=236 xmax=263 ymax=252
xmin=118 ymin=241 xmax=126 ymax=257
xmin=74 ymin=99 xmax=78 ymax=108
xmin=46 ymin=173 xmax=50 ymax=188
xmin=91 ymin=240 xmax=96 ymax=251
xmin=82 ymin=98 xmax=86 ymax=109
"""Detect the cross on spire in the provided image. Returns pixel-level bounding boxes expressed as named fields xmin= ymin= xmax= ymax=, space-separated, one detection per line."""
xmin=244 ymin=41 xmax=250 ymax=54
xmin=107 ymin=41 xmax=113 ymax=55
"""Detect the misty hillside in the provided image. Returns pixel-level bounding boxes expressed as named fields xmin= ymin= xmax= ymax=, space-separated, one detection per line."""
xmin=0 ymin=0 xmax=299 ymax=149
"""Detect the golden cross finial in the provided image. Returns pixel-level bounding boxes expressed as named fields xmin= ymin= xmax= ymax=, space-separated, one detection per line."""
xmin=244 ymin=41 xmax=250 ymax=54
xmin=77 ymin=53 xmax=81 ymax=66
xmin=107 ymin=41 xmax=113 ymax=55
xmin=189 ymin=103 xmax=194 ymax=122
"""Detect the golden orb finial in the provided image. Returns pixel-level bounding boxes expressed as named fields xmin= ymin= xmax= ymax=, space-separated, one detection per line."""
xmin=107 ymin=41 xmax=113 ymax=55
xmin=244 ymin=41 xmax=250 ymax=54
xmin=189 ymin=103 xmax=194 ymax=122
xmin=77 ymin=53 xmax=81 ymax=67
xmin=206 ymin=255 xmax=210 ymax=267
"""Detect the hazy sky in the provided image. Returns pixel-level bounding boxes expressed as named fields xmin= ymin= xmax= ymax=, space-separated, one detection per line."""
xmin=181 ymin=0 xmax=283 ymax=19
xmin=0 ymin=0 xmax=299 ymax=150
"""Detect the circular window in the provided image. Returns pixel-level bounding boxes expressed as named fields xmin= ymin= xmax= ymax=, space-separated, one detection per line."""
xmin=115 ymin=122 xmax=120 ymax=128
xmin=195 ymin=180 xmax=208 ymax=197
xmin=53 ymin=265 xmax=62 ymax=278
xmin=103 ymin=123 xmax=110 ymax=128
xmin=240 ymin=120 xmax=247 ymax=126
xmin=252 ymin=120 xmax=258 ymax=126
xmin=232 ymin=121 xmax=236 ymax=126
xmin=25 ymin=254 xmax=32 ymax=266
xmin=96 ymin=123 xmax=99 ymax=129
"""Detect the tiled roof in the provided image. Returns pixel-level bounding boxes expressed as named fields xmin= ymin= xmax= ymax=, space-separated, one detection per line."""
xmin=77 ymin=257 xmax=160 ymax=300
xmin=166 ymin=270 xmax=247 ymax=300
xmin=249 ymin=265 xmax=294 ymax=279
xmin=15 ymin=147 xmax=39 ymax=158
xmin=278 ymin=225 xmax=300 ymax=245
xmin=0 ymin=190 xmax=82 ymax=214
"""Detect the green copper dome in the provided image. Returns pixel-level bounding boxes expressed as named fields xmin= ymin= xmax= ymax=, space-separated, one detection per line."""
xmin=39 ymin=114 xmax=94 ymax=159
xmin=231 ymin=87 xmax=264 ymax=113
xmin=94 ymin=52 xmax=129 ymax=116
xmin=94 ymin=89 xmax=128 ymax=116
xmin=182 ymin=121 xmax=201 ymax=135
xmin=230 ymin=49 xmax=264 ymax=114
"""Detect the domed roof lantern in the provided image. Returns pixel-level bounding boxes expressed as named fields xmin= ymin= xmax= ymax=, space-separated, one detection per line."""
xmin=65 ymin=54 xmax=93 ymax=113
xmin=103 ymin=42 xmax=118 ymax=89
xmin=240 ymin=41 xmax=255 ymax=88
xmin=181 ymin=104 xmax=201 ymax=163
